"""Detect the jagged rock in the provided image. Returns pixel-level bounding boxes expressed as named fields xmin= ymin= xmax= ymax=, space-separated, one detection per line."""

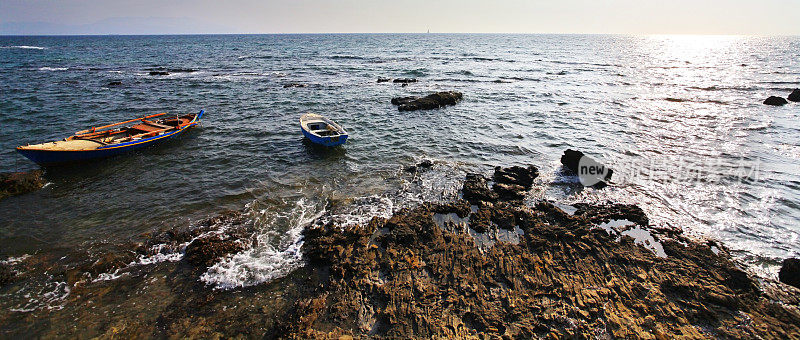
xmin=392 ymin=78 xmax=417 ymax=84
xmin=779 ymin=258 xmax=800 ymax=289
xmin=492 ymin=165 xmax=538 ymax=189
xmin=573 ymin=203 xmax=649 ymax=226
xmin=0 ymin=263 xmax=14 ymax=286
xmin=404 ymin=159 xmax=433 ymax=173
xmin=560 ymin=149 xmax=612 ymax=187
xmin=430 ymin=200 xmax=471 ymax=218
xmin=391 ymin=91 xmax=463 ymax=112
xmin=149 ymin=71 xmax=169 ymax=76
xmin=390 ymin=96 xmax=417 ymax=105
xmin=377 ymin=77 xmax=391 ymax=83
xmin=788 ymin=89 xmax=800 ymax=102
xmin=184 ymin=235 xmax=246 ymax=269
xmin=764 ymin=96 xmax=788 ymax=106
xmin=281 ymin=187 xmax=800 ymax=339
xmin=0 ymin=170 xmax=45 ymax=200
xmin=461 ymin=173 xmax=498 ymax=204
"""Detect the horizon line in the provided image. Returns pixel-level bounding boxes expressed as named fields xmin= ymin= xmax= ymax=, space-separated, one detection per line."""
xmin=2 ymin=32 xmax=798 ymax=37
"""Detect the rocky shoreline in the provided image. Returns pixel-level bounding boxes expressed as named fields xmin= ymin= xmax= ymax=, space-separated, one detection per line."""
xmin=1 ymin=164 xmax=799 ymax=338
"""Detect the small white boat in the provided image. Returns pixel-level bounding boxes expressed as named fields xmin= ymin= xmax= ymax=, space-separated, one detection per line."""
xmin=300 ymin=113 xmax=348 ymax=147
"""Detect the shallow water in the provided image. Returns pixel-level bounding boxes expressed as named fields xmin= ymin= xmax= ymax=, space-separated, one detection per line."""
xmin=1 ymin=34 xmax=799 ymax=302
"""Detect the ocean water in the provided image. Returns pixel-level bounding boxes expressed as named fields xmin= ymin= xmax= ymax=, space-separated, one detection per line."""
xmin=1 ymin=34 xmax=799 ymax=308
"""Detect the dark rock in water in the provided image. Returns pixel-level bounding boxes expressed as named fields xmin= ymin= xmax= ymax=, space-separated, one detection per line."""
xmin=391 ymin=96 xmax=417 ymax=106
xmin=764 ymin=96 xmax=788 ymax=106
xmin=788 ymin=89 xmax=800 ymax=102
xmin=493 ymin=165 xmax=538 ymax=189
xmin=405 ymin=159 xmax=434 ymax=173
xmin=573 ymin=203 xmax=650 ymax=226
xmin=0 ymin=170 xmax=45 ymax=200
xmin=283 ymin=83 xmax=308 ymax=88
xmin=185 ymin=235 xmax=247 ymax=269
xmin=393 ymin=78 xmax=417 ymax=84
xmin=149 ymin=71 xmax=169 ymax=76
xmin=491 ymin=182 xmax=527 ymax=200
xmin=391 ymin=91 xmax=463 ymax=112
xmin=779 ymin=258 xmax=800 ymax=289
xmin=490 ymin=165 xmax=538 ymax=200
xmin=377 ymin=77 xmax=391 ymax=83
xmin=461 ymin=173 xmax=498 ymax=204
xmin=461 ymin=165 xmax=539 ymax=204
xmin=106 ymin=81 xmax=122 ymax=87
xmin=0 ymin=263 xmax=14 ymax=286
xmin=560 ymin=149 xmax=613 ymax=187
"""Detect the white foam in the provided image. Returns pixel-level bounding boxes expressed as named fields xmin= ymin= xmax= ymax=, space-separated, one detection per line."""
xmin=200 ymin=198 xmax=324 ymax=289
xmin=2 ymin=45 xmax=46 ymax=50
xmin=2 ymin=275 xmax=70 ymax=312
xmin=0 ymin=254 xmax=31 ymax=265
xmin=38 ymin=67 xmax=67 ymax=71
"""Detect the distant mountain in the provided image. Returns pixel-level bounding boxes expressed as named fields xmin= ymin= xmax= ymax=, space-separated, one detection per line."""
xmin=0 ymin=17 xmax=236 ymax=35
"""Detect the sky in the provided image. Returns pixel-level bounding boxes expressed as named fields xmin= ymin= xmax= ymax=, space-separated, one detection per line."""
xmin=0 ymin=0 xmax=799 ymax=35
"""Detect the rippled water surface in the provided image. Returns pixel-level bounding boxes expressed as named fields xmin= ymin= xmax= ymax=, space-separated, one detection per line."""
xmin=1 ymin=34 xmax=799 ymax=299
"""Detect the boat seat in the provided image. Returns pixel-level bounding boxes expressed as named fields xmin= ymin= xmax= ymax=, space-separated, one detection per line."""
xmin=130 ymin=123 xmax=163 ymax=133
xmin=142 ymin=120 xmax=171 ymax=129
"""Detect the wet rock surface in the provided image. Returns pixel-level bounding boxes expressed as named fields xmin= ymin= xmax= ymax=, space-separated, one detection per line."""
xmin=0 ymin=263 xmax=14 ymax=286
xmin=0 ymin=170 xmax=46 ymax=200
xmin=560 ymin=149 xmax=613 ymax=187
xmin=764 ymin=96 xmax=788 ymax=106
xmin=391 ymin=91 xmax=463 ymax=111
xmin=404 ymin=159 xmax=433 ymax=173
xmin=274 ymin=172 xmax=800 ymax=338
xmin=185 ymin=235 xmax=248 ymax=269
xmin=392 ymin=78 xmax=417 ymax=84
xmin=779 ymin=258 xmax=800 ymax=289
xmin=788 ymin=89 xmax=800 ymax=102
xmin=2 ymin=166 xmax=799 ymax=338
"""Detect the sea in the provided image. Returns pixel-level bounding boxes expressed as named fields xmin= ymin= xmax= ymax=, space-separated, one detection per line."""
xmin=1 ymin=34 xmax=799 ymax=317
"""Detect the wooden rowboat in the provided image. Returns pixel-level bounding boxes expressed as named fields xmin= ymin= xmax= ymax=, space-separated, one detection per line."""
xmin=300 ymin=113 xmax=348 ymax=147
xmin=16 ymin=110 xmax=204 ymax=166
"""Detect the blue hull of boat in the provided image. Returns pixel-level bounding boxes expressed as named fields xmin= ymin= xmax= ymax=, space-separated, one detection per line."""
xmin=301 ymin=128 xmax=348 ymax=147
xmin=17 ymin=110 xmax=203 ymax=166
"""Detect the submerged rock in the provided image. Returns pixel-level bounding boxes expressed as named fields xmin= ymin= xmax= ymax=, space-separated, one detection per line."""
xmin=391 ymin=91 xmax=463 ymax=112
xmin=0 ymin=170 xmax=45 ymax=200
xmin=105 ymin=81 xmax=122 ymax=87
xmin=283 ymin=83 xmax=309 ymax=88
xmin=764 ymin=96 xmax=788 ymax=106
xmin=779 ymin=258 xmax=800 ymax=289
xmin=560 ymin=149 xmax=613 ymax=188
xmin=788 ymin=89 xmax=800 ymax=102
xmin=185 ymin=235 xmax=247 ymax=269
xmin=0 ymin=263 xmax=14 ymax=286
xmin=405 ymin=159 xmax=434 ymax=173
xmin=148 ymin=71 xmax=169 ymax=76
xmin=377 ymin=77 xmax=391 ymax=83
